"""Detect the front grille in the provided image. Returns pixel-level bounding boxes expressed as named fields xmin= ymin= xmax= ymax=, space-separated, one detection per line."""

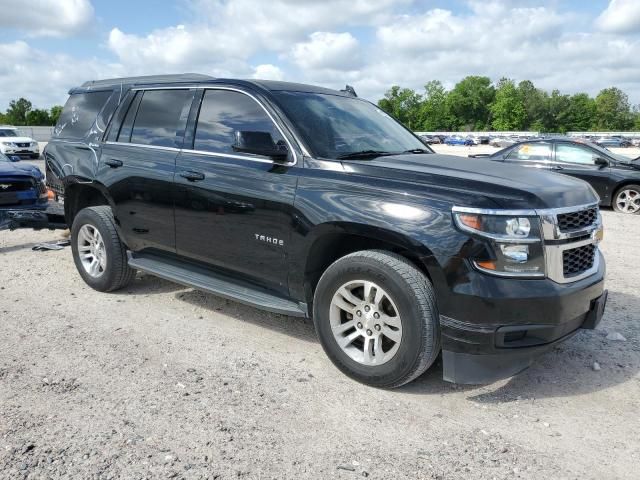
xmin=17 ymin=142 xmax=30 ymax=148
xmin=563 ymin=244 xmax=596 ymax=276
xmin=557 ymin=207 xmax=598 ymax=232
xmin=0 ymin=180 xmax=33 ymax=192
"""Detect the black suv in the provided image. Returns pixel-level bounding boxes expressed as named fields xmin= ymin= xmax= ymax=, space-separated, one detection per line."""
xmin=45 ymin=75 xmax=607 ymax=387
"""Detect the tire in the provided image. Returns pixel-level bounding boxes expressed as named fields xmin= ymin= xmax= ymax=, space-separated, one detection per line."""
xmin=70 ymin=206 xmax=136 ymax=292
xmin=313 ymin=250 xmax=440 ymax=388
xmin=612 ymin=184 xmax=640 ymax=214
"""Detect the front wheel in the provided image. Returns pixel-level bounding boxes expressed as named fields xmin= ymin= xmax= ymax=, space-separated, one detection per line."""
xmin=313 ymin=250 xmax=440 ymax=388
xmin=612 ymin=184 xmax=640 ymax=214
xmin=71 ymin=206 xmax=136 ymax=292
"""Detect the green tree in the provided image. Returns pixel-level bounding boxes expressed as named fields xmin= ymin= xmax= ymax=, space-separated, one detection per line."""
xmin=377 ymin=86 xmax=423 ymax=129
xmin=593 ymin=87 xmax=633 ymax=130
xmin=445 ymin=76 xmax=494 ymax=130
xmin=49 ymin=105 xmax=63 ymax=125
xmin=26 ymin=108 xmax=51 ymax=126
xmin=564 ymin=93 xmax=596 ymax=131
xmin=5 ymin=98 xmax=33 ymax=126
xmin=490 ymin=78 xmax=526 ymax=130
xmin=546 ymin=90 xmax=571 ymax=133
xmin=517 ymin=80 xmax=549 ymax=131
xmin=418 ymin=80 xmax=450 ymax=131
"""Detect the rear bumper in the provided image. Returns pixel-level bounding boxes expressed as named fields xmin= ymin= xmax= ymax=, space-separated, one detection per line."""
xmin=440 ymin=254 xmax=606 ymax=384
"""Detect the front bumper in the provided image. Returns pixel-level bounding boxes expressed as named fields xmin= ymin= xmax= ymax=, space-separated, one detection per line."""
xmin=440 ymin=252 xmax=606 ymax=384
xmin=0 ymin=145 xmax=40 ymax=157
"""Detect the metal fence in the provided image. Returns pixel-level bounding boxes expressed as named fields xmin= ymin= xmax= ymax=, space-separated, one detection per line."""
xmin=16 ymin=126 xmax=55 ymax=142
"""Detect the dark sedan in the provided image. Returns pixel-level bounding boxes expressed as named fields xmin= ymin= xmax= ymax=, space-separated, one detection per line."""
xmin=0 ymin=153 xmax=48 ymax=210
xmin=470 ymin=138 xmax=640 ymax=214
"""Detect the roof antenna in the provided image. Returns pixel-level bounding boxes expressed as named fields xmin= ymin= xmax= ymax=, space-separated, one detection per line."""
xmin=341 ymin=85 xmax=357 ymax=97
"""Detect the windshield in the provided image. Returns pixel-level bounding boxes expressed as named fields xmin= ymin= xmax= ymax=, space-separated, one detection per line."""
xmin=272 ymin=91 xmax=428 ymax=159
xmin=0 ymin=129 xmax=18 ymax=137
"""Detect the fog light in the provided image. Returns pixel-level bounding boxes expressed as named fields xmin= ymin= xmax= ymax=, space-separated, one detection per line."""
xmin=500 ymin=244 xmax=529 ymax=263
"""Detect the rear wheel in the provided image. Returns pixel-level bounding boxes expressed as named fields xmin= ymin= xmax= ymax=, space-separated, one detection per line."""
xmin=612 ymin=184 xmax=640 ymax=214
xmin=313 ymin=250 xmax=440 ymax=388
xmin=71 ymin=206 xmax=136 ymax=292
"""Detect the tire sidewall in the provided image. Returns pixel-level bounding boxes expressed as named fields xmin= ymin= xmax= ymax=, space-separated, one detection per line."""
xmin=71 ymin=208 xmax=121 ymax=291
xmin=313 ymin=256 xmax=434 ymax=387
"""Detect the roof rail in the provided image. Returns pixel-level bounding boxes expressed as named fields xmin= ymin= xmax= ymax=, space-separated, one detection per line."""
xmin=80 ymin=73 xmax=215 ymax=89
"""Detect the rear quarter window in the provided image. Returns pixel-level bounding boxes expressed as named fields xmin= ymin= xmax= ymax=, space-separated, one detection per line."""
xmin=54 ymin=91 xmax=112 ymax=139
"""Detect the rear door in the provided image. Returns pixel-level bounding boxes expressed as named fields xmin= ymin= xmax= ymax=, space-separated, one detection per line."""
xmin=174 ymin=87 xmax=299 ymax=295
xmin=551 ymin=142 xmax=613 ymax=203
xmin=99 ymin=88 xmax=195 ymax=253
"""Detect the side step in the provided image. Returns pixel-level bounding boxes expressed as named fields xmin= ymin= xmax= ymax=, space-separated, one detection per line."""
xmin=128 ymin=253 xmax=308 ymax=318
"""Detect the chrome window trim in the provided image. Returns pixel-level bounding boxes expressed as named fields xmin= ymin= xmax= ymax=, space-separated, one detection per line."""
xmin=181 ymin=148 xmax=276 ymax=165
xmin=104 ymin=141 xmax=180 ymax=152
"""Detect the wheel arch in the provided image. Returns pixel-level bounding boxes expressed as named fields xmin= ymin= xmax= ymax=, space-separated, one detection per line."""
xmin=300 ymin=222 xmax=438 ymax=308
xmin=63 ymin=178 xmax=115 ymax=226
xmin=610 ymin=180 xmax=640 ymax=207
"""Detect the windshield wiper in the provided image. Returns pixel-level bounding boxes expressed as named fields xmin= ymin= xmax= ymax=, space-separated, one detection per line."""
xmin=402 ymin=148 xmax=432 ymax=154
xmin=336 ymin=150 xmax=397 ymax=160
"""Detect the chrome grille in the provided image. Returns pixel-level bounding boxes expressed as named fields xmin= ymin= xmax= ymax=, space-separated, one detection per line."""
xmin=563 ymin=244 xmax=596 ymax=277
xmin=557 ymin=207 xmax=598 ymax=232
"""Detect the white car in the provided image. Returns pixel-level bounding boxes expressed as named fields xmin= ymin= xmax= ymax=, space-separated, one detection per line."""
xmin=0 ymin=126 xmax=40 ymax=159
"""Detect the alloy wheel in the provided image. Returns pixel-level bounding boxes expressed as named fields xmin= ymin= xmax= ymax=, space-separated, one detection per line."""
xmin=329 ymin=280 xmax=403 ymax=366
xmin=77 ymin=224 xmax=107 ymax=278
xmin=616 ymin=188 xmax=640 ymax=214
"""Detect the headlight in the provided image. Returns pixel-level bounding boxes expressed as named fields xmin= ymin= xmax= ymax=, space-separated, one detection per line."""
xmin=4 ymin=142 xmax=17 ymax=148
xmin=453 ymin=209 xmax=545 ymax=277
xmin=31 ymin=141 xmax=39 ymax=147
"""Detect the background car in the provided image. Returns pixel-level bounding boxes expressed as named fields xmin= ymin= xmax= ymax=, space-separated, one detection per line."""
xmin=474 ymin=138 xmax=640 ymax=214
xmin=596 ymin=137 xmax=631 ymax=148
xmin=490 ymin=136 xmax=517 ymax=148
xmin=0 ymin=126 xmax=40 ymax=159
xmin=444 ymin=135 xmax=474 ymax=146
xmin=0 ymin=152 xmax=48 ymax=209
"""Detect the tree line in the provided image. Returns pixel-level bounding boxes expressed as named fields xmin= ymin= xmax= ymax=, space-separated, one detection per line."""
xmin=0 ymin=98 xmax=63 ymax=126
xmin=377 ymin=77 xmax=640 ymax=133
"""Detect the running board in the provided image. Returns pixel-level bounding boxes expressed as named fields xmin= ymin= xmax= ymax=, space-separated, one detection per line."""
xmin=127 ymin=253 xmax=308 ymax=318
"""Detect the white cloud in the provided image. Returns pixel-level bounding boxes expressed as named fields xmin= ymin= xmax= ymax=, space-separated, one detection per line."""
xmin=291 ymin=32 xmax=362 ymax=71
xmin=596 ymin=0 xmax=640 ymax=33
xmin=0 ymin=0 xmax=94 ymax=37
xmin=252 ymin=64 xmax=285 ymax=81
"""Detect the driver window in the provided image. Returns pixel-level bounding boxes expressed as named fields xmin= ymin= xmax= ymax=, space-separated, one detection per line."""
xmin=194 ymin=89 xmax=286 ymax=156
xmin=556 ymin=144 xmax=596 ymax=165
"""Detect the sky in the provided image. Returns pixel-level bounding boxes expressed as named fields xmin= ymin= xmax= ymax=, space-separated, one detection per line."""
xmin=0 ymin=0 xmax=639 ymax=109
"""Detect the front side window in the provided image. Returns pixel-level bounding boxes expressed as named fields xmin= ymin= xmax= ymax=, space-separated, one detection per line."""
xmin=556 ymin=144 xmax=596 ymax=165
xmin=129 ymin=89 xmax=193 ymax=148
xmin=194 ymin=89 xmax=285 ymax=155
xmin=271 ymin=91 xmax=427 ymax=160
xmin=55 ymin=91 xmax=112 ymax=139
xmin=506 ymin=143 xmax=552 ymax=162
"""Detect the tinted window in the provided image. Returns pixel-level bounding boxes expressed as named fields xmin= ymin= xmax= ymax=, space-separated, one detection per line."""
xmin=55 ymin=91 xmax=112 ymax=139
xmin=506 ymin=143 xmax=552 ymax=162
xmin=556 ymin=144 xmax=596 ymax=165
xmin=194 ymin=90 xmax=285 ymax=155
xmin=130 ymin=89 xmax=193 ymax=148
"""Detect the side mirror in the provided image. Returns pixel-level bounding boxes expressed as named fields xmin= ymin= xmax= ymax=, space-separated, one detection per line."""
xmin=594 ymin=157 xmax=609 ymax=168
xmin=232 ymin=131 xmax=289 ymax=161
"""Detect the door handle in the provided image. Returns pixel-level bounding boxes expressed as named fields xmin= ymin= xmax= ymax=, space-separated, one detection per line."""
xmin=104 ymin=159 xmax=123 ymax=168
xmin=179 ymin=170 xmax=205 ymax=181
xmin=551 ymin=165 xmax=564 ymax=171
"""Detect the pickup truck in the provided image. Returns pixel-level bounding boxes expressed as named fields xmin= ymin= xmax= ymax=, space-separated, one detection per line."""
xmin=44 ymin=74 xmax=607 ymax=387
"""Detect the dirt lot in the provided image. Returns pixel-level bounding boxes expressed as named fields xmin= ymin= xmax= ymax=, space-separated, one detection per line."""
xmin=1 ymin=171 xmax=639 ymax=479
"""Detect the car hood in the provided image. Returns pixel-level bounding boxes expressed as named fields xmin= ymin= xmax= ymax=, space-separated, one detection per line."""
xmin=344 ymin=154 xmax=599 ymax=210
xmin=0 ymin=136 xmax=35 ymax=143
xmin=0 ymin=161 xmax=42 ymax=178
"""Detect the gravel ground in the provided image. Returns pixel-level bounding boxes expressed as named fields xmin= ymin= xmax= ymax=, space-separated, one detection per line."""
xmin=1 ymin=166 xmax=639 ymax=479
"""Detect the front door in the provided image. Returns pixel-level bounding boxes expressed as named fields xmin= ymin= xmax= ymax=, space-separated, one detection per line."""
xmin=174 ymin=88 xmax=299 ymax=295
xmin=99 ymin=88 xmax=194 ymax=253
xmin=552 ymin=142 xmax=613 ymax=204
